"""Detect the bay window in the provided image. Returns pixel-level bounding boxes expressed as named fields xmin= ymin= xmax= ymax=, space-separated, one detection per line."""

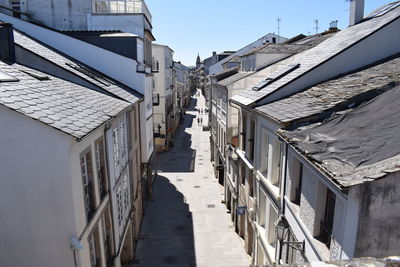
xmin=93 ymin=0 xmax=152 ymax=23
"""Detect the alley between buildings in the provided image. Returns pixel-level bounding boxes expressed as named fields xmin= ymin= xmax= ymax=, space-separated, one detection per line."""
xmin=134 ymin=91 xmax=250 ymax=267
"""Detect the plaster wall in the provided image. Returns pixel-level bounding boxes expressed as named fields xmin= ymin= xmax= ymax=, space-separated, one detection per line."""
xmin=299 ymin=167 xmax=318 ymax=235
xmin=0 ymin=105 xmax=76 ymax=267
xmin=87 ymin=14 xmax=145 ymax=37
xmin=354 ymin=172 xmax=400 ymax=257
xmin=27 ymin=0 xmax=90 ymax=30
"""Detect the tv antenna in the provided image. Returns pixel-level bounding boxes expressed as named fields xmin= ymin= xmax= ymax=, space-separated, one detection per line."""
xmin=277 ymin=17 xmax=281 ymax=43
xmin=314 ymin=19 xmax=319 ymax=35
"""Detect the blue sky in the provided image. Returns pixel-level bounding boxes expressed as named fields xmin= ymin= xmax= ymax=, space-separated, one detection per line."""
xmin=146 ymin=0 xmax=394 ymax=66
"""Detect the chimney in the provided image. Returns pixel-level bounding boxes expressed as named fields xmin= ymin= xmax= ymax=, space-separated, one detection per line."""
xmin=0 ymin=23 xmax=15 ymax=63
xmin=349 ymin=0 xmax=365 ymax=26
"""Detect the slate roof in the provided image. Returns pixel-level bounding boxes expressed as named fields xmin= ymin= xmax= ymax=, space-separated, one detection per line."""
xmin=218 ymin=71 xmax=254 ymax=87
xmin=0 ymin=62 xmax=130 ymax=138
xmin=280 ymin=85 xmax=400 ymax=188
xmin=231 ymin=4 xmax=400 ymax=106
xmin=256 ymin=55 xmax=400 ymax=124
xmin=13 ymin=30 xmax=142 ymax=103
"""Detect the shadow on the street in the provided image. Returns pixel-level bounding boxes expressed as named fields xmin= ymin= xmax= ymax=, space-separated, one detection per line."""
xmin=155 ymin=99 xmax=198 ymax=172
xmin=134 ymin=175 xmax=196 ymax=266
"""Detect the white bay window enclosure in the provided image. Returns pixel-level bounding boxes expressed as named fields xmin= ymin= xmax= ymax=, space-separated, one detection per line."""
xmin=93 ymin=0 xmax=152 ymax=22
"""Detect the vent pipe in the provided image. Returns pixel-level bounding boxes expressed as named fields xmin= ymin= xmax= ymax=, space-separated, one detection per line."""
xmin=349 ymin=0 xmax=365 ymax=26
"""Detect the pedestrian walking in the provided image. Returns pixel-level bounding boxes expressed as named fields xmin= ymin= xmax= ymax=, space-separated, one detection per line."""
xmin=197 ymin=116 xmax=200 ymax=125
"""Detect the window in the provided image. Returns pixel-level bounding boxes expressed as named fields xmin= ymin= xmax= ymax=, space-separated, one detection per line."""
xmin=88 ymin=227 xmax=100 ymax=267
xmin=93 ymin=0 xmax=153 ymax=23
xmin=284 ymin=230 xmax=298 ymax=264
xmin=101 ymin=215 xmax=109 ymax=264
xmin=81 ymin=149 xmax=96 ymax=222
xmin=261 ymin=133 xmax=269 ymax=175
xmin=241 ymin=163 xmax=246 ymax=185
xmin=241 ymin=114 xmax=247 ymax=151
xmin=123 ymin=174 xmax=130 ymax=214
xmin=319 ymin=189 xmax=336 ymax=248
xmin=132 ymin=108 xmax=137 ymax=141
xmin=271 ymin=141 xmax=283 ymax=187
xmin=10 ymin=0 xmax=21 ymax=18
xmin=120 ymin=120 xmax=127 ymax=163
xmin=293 ymin=163 xmax=303 ymax=205
xmin=248 ymin=120 xmax=255 ymax=160
xmin=258 ymin=189 xmax=267 ymax=228
xmin=95 ymin=138 xmax=107 ymax=200
xmin=117 ymin=185 xmax=123 ymax=227
xmin=112 ymin=128 xmax=120 ymax=177
xmin=112 ymin=117 xmax=128 ymax=181
xmin=137 ymin=39 xmax=144 ymax=63
xmin=267 ymin=205 xmax=278 ymax=247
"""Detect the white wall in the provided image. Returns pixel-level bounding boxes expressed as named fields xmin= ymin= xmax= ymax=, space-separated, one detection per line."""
xmin=0 ymin=106 xmax=76 ymax=267
xmin=0 ymin=13 xmax=146 ymax=95
xmin=69 ymin=124 xmax=109 ymax=267
xmin=87 ymin=14 xmax=144 ymax=38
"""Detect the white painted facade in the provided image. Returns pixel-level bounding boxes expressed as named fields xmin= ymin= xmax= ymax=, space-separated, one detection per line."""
xmin=0 ymin=13 xmax=155 ymax=164
xmin=152 ymin=43 xmax=175 ymax=151
xmin=0 ymin=104 xmax=126 ymax=267
xmin=209 ymin=33 xmax=287 ymax=75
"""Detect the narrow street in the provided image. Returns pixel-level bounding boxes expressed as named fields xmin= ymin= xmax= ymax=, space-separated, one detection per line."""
xmin=134 ymin=91 xmax=250 ymax=267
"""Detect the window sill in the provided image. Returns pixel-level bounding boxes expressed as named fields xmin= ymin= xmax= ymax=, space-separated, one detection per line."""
xmin=256 ymin=171 xmax=280 ymax=200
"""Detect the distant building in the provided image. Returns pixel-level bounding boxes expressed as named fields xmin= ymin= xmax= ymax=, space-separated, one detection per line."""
xmin=152 ymin=43 xmax=175 ymax=151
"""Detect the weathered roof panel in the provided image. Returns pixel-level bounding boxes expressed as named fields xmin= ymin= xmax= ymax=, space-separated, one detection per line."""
xmin=256 ymin=55 xmax=400 ymax=123
xmin=281 ymin=85 xmax=400 ymax=188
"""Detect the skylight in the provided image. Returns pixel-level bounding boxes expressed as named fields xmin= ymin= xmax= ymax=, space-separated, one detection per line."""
xmin=252 ymin=63 xmax=300 ymax=91
xmin=20 ymin=69 xmax=49 ymax=81
xmin=0 ymin=71 xmax=19 ymax=82
xmin=65 ymin=62 xmax=113 ymax=87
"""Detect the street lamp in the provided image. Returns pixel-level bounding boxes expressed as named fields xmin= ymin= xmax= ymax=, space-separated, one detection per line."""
xmin=275 ymin=217 xmax=305 ymax=253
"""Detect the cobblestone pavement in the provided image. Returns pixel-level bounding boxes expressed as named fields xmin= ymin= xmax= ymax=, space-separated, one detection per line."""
xmin=134 ymin=90 xmax=250 ymax=267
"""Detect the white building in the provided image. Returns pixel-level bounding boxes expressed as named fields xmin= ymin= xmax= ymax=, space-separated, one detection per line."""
xmin=0 ymin=2 xmax=157 ymax=203
xmin=208 ymin=33 xmax=288 ymax=75
xmin=152 ymin=43 xmax=175 ymax=151
xmin=228 ymin=1 xmax=400 ymax=265
xmin=0 ymin=26 xmax=140 ymax=266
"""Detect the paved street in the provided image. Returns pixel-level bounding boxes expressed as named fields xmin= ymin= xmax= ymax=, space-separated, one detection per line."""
xmin=134 ymin=90 xmax=250 ymax=267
